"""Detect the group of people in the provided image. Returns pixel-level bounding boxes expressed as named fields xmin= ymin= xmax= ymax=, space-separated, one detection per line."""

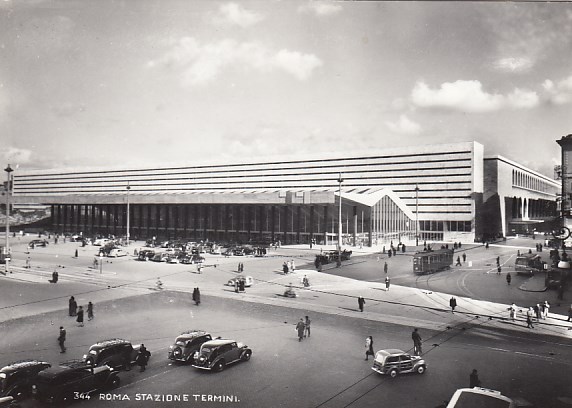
xmin=282 ymin=259 xmax=296 ymax=274
xmin=68 ymin=296 xmax=94 ymax=326
xmin=295 ymin=316 xmax=311 ymax=341
xmin=192 ymin=287 xmax=201 ymax=305
xmin=509 ymin=300 xmax=551 ymax=328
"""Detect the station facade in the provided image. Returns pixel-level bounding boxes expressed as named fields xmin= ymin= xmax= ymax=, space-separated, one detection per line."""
xmin=10 ymin=141 xmax=559 ymax=246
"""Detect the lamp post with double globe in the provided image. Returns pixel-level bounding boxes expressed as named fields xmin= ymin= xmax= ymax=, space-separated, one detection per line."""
xmin=4 ymin=164 xmax=13 ymax=273
xmin=337 ymin=173 xmax=344 ymax=267
xmin=126 ymin=183 xmax=131 ymax=246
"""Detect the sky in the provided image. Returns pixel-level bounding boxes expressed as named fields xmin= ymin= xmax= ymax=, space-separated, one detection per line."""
xmin=1 ymin=0 xmax=572 ymax=177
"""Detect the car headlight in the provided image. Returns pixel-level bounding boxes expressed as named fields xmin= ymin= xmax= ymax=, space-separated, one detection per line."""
xmin=0 ymin=373 xmax=6 ymax=379
xmin=82 ymin=354 xmax=88 ymax=359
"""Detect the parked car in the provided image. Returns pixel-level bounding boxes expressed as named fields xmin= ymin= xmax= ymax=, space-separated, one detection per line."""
xmin=83 ymin=339 xmax=147 ymax=371
xmin=31 ymin=361 xmax=119 ymax=405
xmin=28 ymin=239 xmax=48 ymax=248
xmin=166 ymin=254 xmax=180 ymax=264
xmin=138 ymin=250 xmax=155 ymax=261
xmin=168 ymin=331 xmax=213 ymax=364
xmin=371 ymin=349 xmax=427 ymax=378
xmin=192 ymin=339 xmax=252 ymax=372
xmin=226 ymin=275 xmax=254 ymax=287
xmin=107 ymin=249 xmax=127 ymax=258
xmin=151 ymin=253 xmax=169 ymax=262
xmin=93 ymin=238 xmax=110 ymax=246
xmin=0 ymin=360 xmax=51 ymax=400
xmin=181 ymin=254 xmax=205 ymax=264
xmin=446 ymin=387 xmax=516 ymax=408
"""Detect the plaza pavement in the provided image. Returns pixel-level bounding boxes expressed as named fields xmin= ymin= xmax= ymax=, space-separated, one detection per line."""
xmin=1 ymin=238 xmax=571 ymax=340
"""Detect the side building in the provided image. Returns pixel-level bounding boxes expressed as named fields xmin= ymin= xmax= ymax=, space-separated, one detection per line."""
xmin=9 ymin=141 xmax=557 ymax=246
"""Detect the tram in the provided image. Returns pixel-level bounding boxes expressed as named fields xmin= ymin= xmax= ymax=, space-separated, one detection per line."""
xmin=412 ymin=248 xmax=454 ymax=275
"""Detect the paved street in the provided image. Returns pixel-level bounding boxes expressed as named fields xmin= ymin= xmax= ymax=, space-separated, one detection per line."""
xmin=1 ymin=237 xmax=572 ymax=407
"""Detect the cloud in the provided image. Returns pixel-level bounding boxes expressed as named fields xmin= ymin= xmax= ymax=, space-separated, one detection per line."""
xmin=298 ymin=2 xmax=342 ymax=16
xmin=212 ymin=3 xmax=263 ymax=28
xmin=411 ymin=80 xmax=538 ymax=112
xmin=3 ymin=148 xmax=32 ymax=165
xmin=493 ymin=57 xmax=533 ymax=73
xmin=543 ymin=75 xmax=572 ymax=105
xmin=148 ymin=38 xmax=322 ymax=86
xmin=385 ymin=114 xmax=421 ymax=135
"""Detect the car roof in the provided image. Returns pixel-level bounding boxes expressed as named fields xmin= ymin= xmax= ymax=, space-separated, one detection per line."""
xmin=201 ymin=339 xmax=236 ymax=347
xmin=376 ymin=349 xmax=405 ymax=357
xmin=0 ymin=360 xmax=51 ymax=373
xmin=447 ymin=388 xmax=515 ymax=408
xmin=90 ymin=338 xmax=131 ymax=349
xmin=176 ymin=330 xmax=210 ymax=340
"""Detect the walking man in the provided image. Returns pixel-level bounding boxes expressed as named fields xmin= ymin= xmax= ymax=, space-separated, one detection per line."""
xmin=384 ymin=262 xmax=388 ymax=274
xmin=358 ymin=296 xmax=365 ymax=312
xmin=509 ymin=303 xmax=517 ymax=321
xmin=567 ymin=304 xmax=572 ymax=322
xmin=87 ymin=302 xmax=94 ymax=320
xmin=462 ymin=253 xmax=466 ymax=263
xmin=296 ymin=318 xmax=305 ymax=342
xmin=385 ymin=276 xmax=391 ymax=291
xmin=304 ymin=316 xmax=311 ymax=338
xmin=469 ymin=369 xmax=481 ymax=388
xmin=412 ymin=328 xmax=422 ymax=355
xmin=58 ymin=326 xmax=66 ymax=353
xmin=526 ymin=307 xmax=534 ymax=328
xmin=449 ymin=297 xmax=457 ymax=313
xmin=69 ymin=296 xmax=77 ymax=317
xmin=136 ymin=344 xmax=151 ymax=372
xmin=506 ymin=272 xmax=511 ymax=285
xmin=456 ymin=256 xmax=462 ymax=266
xmin=365 ymin=336 xmax=374 ymax=360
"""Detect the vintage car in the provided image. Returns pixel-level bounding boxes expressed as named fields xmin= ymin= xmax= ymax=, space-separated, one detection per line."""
xmin=180 ymin=254 xmax=205 ymax=264
xmin=192 ymin=339 xmax=252 ymax=372
xmin=31 ymin=361 xmax=119 ymax=404
xmin=151 ymin=252 xmax=169 ymax=262
xmin=107 ymin=248 xmax=128 ymax=258
xmin=28 ymin=239 xmax=49 ymax=248
xmin=83 ymin=339 xmax=147 ymax=371
xmin=168 ymin=331 xmax=213 ymax=363
xmin=446 ymin=387 xmax=516 ymax=408
xmin=371 ymin=349 xmax=427 ymax=378
xmin=227 ymin=275 xmax=254 ymax=288
xmin=0 ymin=360 xmax=51 ymax=400
xmin=138 ymin=249 xmax=155 ymax=261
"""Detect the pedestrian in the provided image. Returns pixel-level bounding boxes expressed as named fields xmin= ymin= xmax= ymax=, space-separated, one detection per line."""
xmin=517 ymin=250 xmax=521 ymax=256
xmin=506 ymin=273 xmax=511 ymax=285
xmin=194 ymin=287 xmax=201 ymax=306
xmin=291 ymin=259 xmax=296 ymax=272
xmin=136 ymin=344 xmax=150 ymax=372
xmin=534 ymin=303 xmax=541 ymax=320
xmin=456 ymin=256 xmax=461 ymax=266
xmin=296 ymin=318 xmax=305 ymax=342
xmin=385 ymin=276 xmax=391 ymax=291
xmin=542 ymin=301 xmax=550 ymax=319
xmin=485 ymin=242 xmax=489 ymax=249
xmin=58 ymin=326 xmax=66 ymax=353
xmin=462 ymin=253 xmax=466 ymax=263
xmin=384 ymin=262 xmax=388 ymax=274
xmin=508 ymin=303 xmax=517 ymax=321
xmin=26 ymin=257 xmax=31 ymax=269
xmin=283 ymin=262 xmax=289 ymax=274
xmin=234 ymin=280 xmax=239 ymax=293
xmin=197 ymin=264 xmax=203 ymax=274
xmin=69 ymin=296 xmax=77 ymax=317
xmin=75 ymin=249 xmax=78 ymax=258
xmin=76 ymin=306 xmax=84 ymax=327
xmin=469 ymin=369 xmax=481 ymax=388
xmin=358 ymin=296 xmax=365 ymax=312
xmin=87 ymin=301 xmax=94 ymax=320
xmin=449 ymin=296 xmax=457 ymax=313
xmin=412 ymin=328 xmax=422 ymax=355
xmin=497 ymin=265 xmax=502 ymax=275
xmin=239 ymin=279 xmax=245 ymax=292
xmin=526 ymin=307 xmax=534 ymax=328
xmin=496 ymin=256 xmax=500 ymax=266
xmin=567 ymin=304 xmax=572 ymax=322
xmin=49 ymin=270 xmax=59 ymax=283
xmin=304 ymin=316 xmax=311 ymax=338
xmin=365 ymin=336 xmax=374 ymax=360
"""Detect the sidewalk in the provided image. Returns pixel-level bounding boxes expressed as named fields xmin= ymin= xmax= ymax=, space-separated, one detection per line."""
xmin=2 ymin=241 xmax=571 ymax=340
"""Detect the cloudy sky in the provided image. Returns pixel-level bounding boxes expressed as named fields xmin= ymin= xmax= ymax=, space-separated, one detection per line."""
xmin=1 ymin=0 xmax=571 ymax=176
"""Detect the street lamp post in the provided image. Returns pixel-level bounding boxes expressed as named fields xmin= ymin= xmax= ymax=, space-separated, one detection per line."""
xmin=4 ymin=164 xmax=13 ymax=273
xmin=415 ymin=184 xmax=419 ymax=247
xmin=126 ymin=183 xmax=131 ymax=246
xmin=337 ymin=173 xmax=344 ymax=267
xmin=99 ymin=253 xmax=103 ymax=275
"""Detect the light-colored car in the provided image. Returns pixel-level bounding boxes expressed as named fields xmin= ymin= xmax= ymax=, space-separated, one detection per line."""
xmin=227 ymin=275 xmax=254 ymax=287
xmin=446 ymin=387 xmax=515 ymax=408
xmin=371 ymin=349 xmax=426 ymax=378
xmin=93 ymin=238 xmax=110 ymax=246
xmin=107 ymin=249 xmax=127 ymax=257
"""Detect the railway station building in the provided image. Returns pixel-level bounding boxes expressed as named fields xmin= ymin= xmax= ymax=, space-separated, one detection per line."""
xmin=9 ymin=141 xmax=560 ymax=247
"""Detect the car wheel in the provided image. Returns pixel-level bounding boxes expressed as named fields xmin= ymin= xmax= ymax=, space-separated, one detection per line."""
xmin=416 ymin=365 xmax=426 ymax=374
xmin=389 ymin=369 xmax=398 ymax=378
xmin=241 ymin=350 xmax=252 ymax=361
xmin=214 ymin=360 xmax=225 ymax=372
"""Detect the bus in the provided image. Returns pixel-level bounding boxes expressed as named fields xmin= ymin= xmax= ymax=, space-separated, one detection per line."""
xmin=413 ymin=249 xmax=454 ymax=275
xmin=514 ymin=254 xmax=545 ymax=276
